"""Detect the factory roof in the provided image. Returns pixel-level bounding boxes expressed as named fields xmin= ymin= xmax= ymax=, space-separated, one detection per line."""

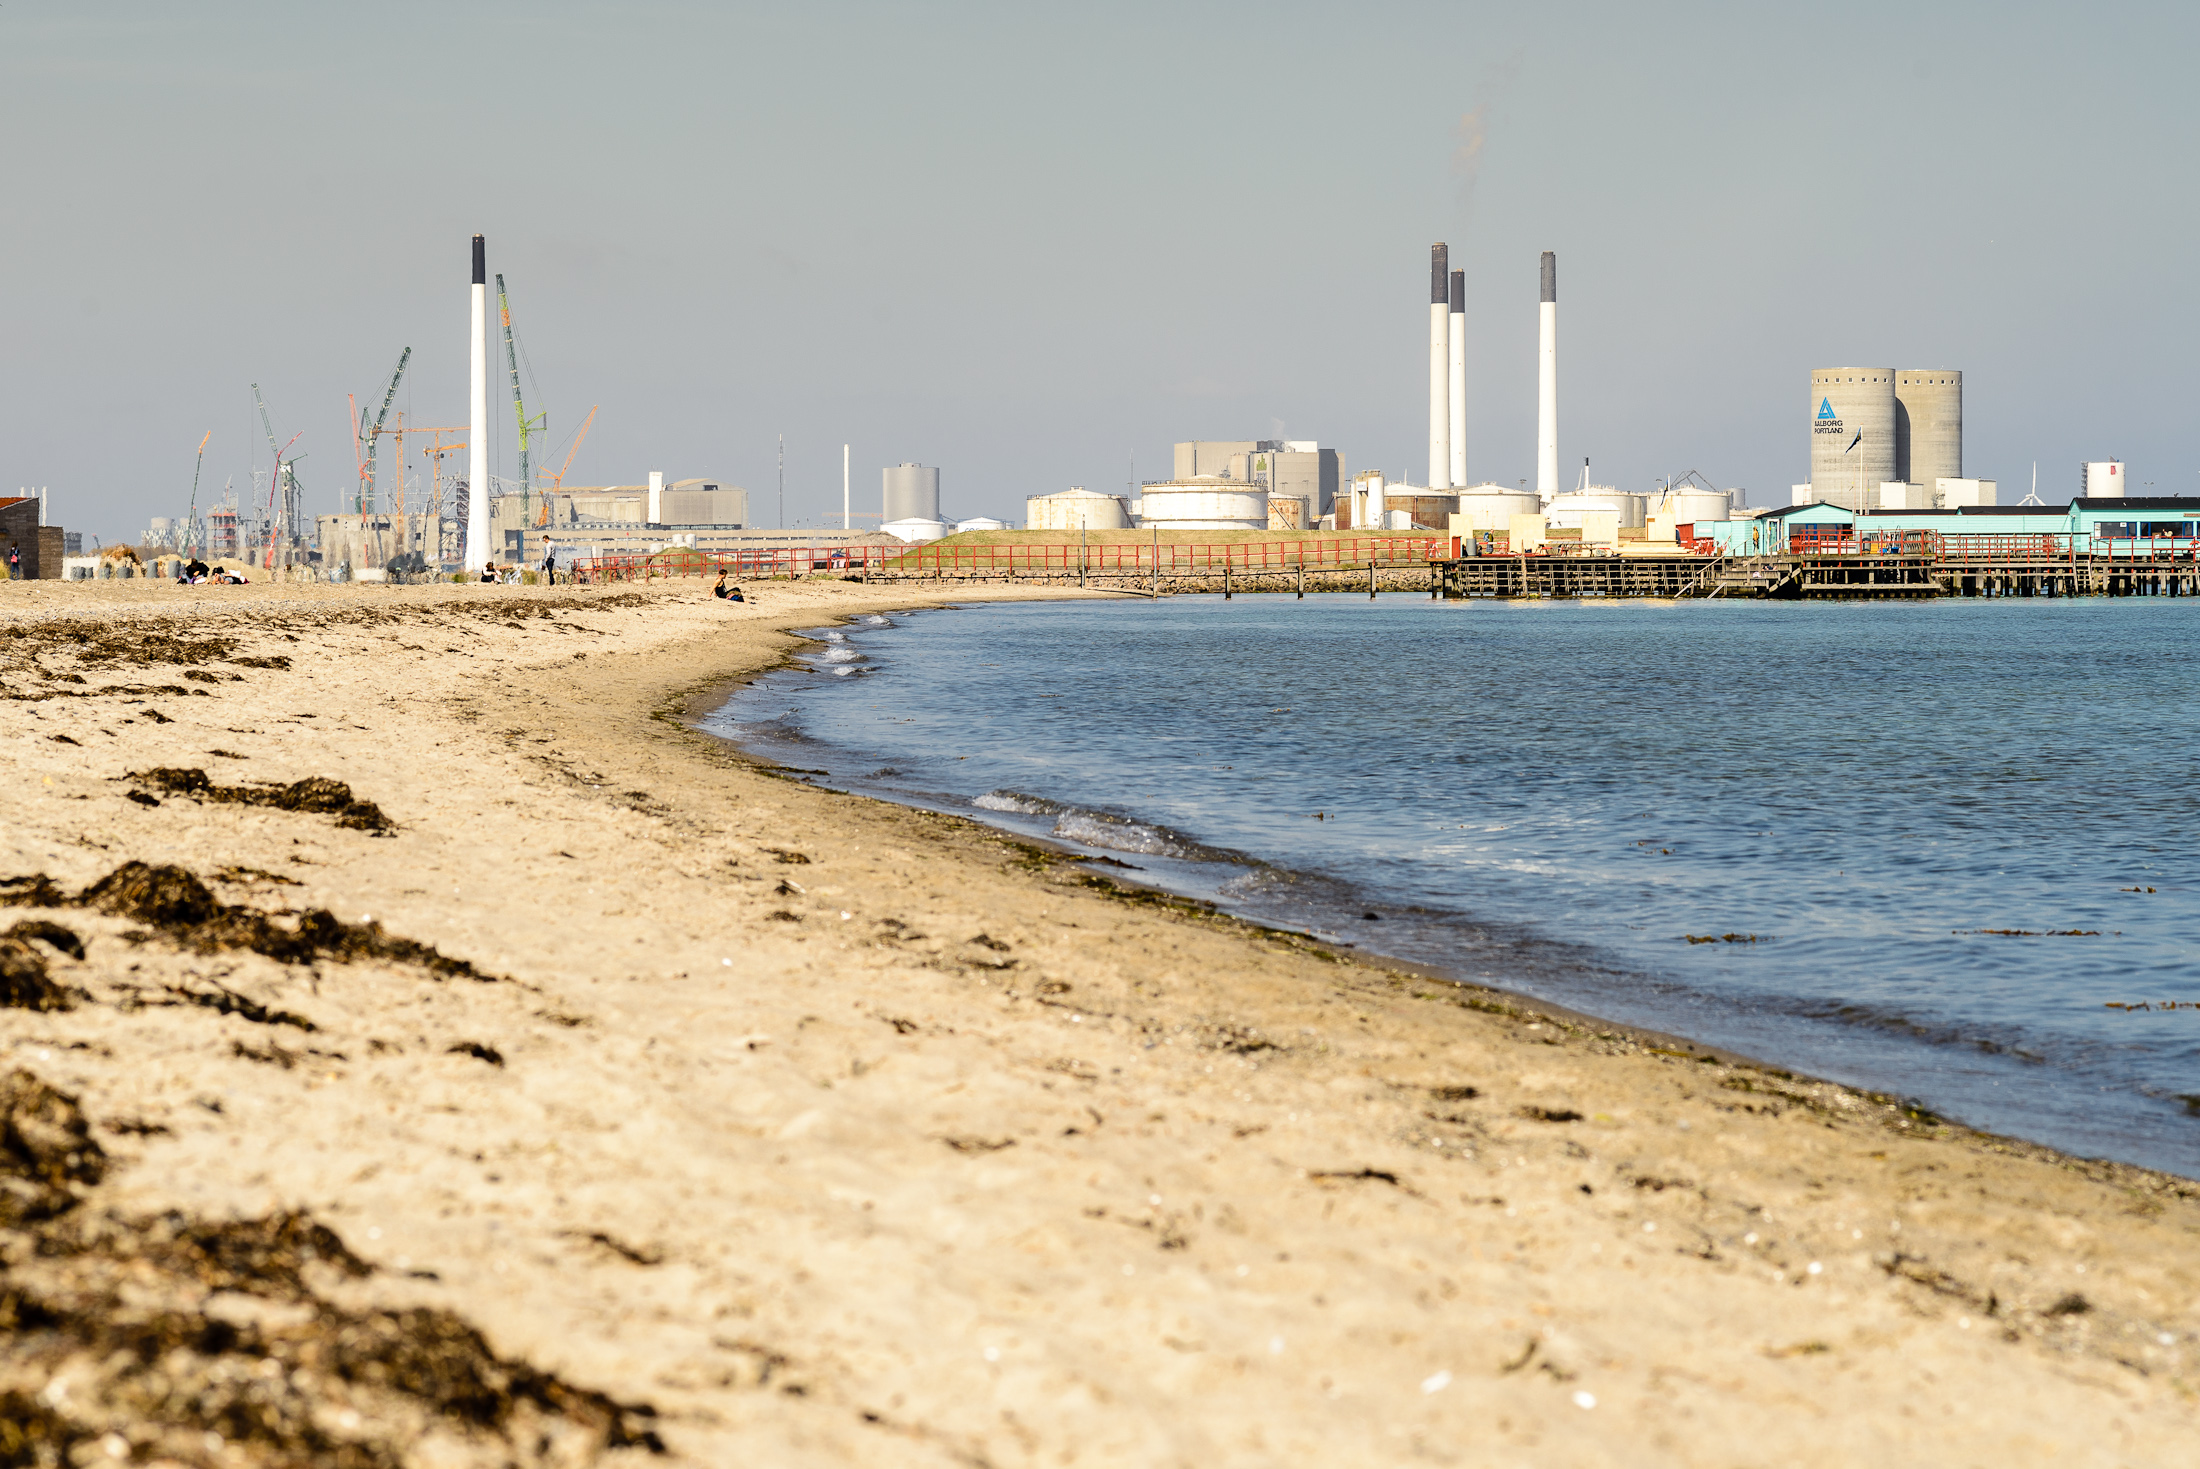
xmin=2072 ymin=496 xmax=2200 ymax=511
xmin=1858 ymin=504 xmax=2068 ymax=518
xmin=1757 ymin=502 xmax=1854 ymax=521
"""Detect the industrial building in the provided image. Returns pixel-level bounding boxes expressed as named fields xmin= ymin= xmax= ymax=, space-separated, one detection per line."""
xmin=1808 ymin=368 xmax=1966 ymax=510
xmin=0 ymin=493 xmax=64 ymax=579
xmin=1695 ymin=497 xmax=2200 ymax=553
xmin=1141 ymin=441 xmax=1341 ymax=529
xmin=315 ymin=513 xmax=445 ymax=576
xmin=531 ymin=476 xmax=746 ymax=530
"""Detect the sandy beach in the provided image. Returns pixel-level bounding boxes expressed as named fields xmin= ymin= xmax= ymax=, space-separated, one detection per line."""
xmin=0 ymin=575 xmax=2194 ymax=1467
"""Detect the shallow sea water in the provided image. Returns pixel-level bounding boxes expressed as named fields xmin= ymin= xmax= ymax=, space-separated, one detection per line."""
xmin=707 ymin=594 xmax=2200 ymax=1176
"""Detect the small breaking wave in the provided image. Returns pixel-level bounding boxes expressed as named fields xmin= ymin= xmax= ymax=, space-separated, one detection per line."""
xmin=1052 ymin=809 xmax=1232 ymax=862
xmin=975 ymin=790 xmax=1241 ymax=862
xmin=974 ymin=790 xmax=1066 ymax=816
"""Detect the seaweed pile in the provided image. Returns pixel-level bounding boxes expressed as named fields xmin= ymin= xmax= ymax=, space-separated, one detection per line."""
xmin=0 ymin=1071 xmax=663 ymax=1467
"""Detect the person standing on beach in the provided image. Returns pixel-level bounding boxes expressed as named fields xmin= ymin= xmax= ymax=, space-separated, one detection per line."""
xmin=6 ymin=545 xmax=17 ymax=579
xmin=542 ymin=549 xmax=556 ymax=586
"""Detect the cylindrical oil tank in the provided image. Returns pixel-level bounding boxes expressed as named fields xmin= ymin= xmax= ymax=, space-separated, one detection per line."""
xmin=1137 ymin=479 xmax=1269 ymax=530
xmin=883 ymin=463 xmax=940 ymax=523
xmin=954 ymin=517 xmax=1008 ymax=532
xmin=1544 ymin=493 xmax=1619 ymax=528
xmin=1452 ymin=486 xmax=1542 ymax=532
xmin=1896 ymin=370 xmax=1961 ymax=490
xmin=1025 ymin=487 xmax=1130 ymax=531
xmin=1546 ymin=489 xmax=1647 ymax=530
xmin=1663 ymin=488 xmax=1730 ymax=526
xmin=1809 ymin=369 xmax=1896 ymax=511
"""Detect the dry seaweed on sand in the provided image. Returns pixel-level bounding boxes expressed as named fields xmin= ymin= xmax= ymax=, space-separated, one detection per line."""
xmin=0 ymin=1073 xmax=664 ymax=1465
xmin=0 ymin=862 xmax=497 ymax=982
xmin=127 ymin=765 xmax=395 ymax=832
xmin=0 ymin=927 xmax=80 ymax=1013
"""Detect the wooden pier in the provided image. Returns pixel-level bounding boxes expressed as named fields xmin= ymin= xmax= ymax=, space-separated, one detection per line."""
xmin=1435 ymin=547 xmax=2200 ymax=600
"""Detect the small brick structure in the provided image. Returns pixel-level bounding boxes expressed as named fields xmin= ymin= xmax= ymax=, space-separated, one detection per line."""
xmin=0 ymin=497 xmax=64 ymax=580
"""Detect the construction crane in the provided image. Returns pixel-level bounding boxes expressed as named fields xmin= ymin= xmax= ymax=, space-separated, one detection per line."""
xmin=359 ymin=348 xmax=410 ymax=514
xmin=183 ymin=431 xmax=210 ymax=557
xmin=535 ymin=405 xmax=597 ymax=525
xmin=251 ymin=385 xmax=304 ymax=569
xmin=495 ymin=276 xmax=545 ymax=529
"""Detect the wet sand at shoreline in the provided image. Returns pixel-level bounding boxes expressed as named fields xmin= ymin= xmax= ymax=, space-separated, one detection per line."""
xmin=0 ymin=576 xmax=2194 ymax=1466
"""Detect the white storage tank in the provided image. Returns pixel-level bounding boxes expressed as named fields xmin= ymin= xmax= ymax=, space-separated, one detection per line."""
xmin=1450 ymin=486 xmax=1543 ymax=532
xmin=1662 ymin=488 xmax=1731 ymax=527
xmin=1136 ymin=477 xmax=1269 ymax=530
xmin=2082 ymin=461 xmax=2124 ymax=498
xmin=1545 ymin=492 xmax=1628 ymax=529
xmin=1025 ymin=487 xmax=1130 ymax=531
xmin=953 ymin=517 xmax=1008 ymax=533
xmin=881 ymin=517 xmax=951 ymax=543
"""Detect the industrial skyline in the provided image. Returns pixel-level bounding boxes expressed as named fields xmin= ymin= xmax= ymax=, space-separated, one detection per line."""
xmin=6 ymin=1 xmax=2199 ymax=540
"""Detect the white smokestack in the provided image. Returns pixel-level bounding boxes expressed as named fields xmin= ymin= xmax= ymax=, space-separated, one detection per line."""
xmin=1537 ymin=251 xmax=1557 ymax=503
xmin=1428 ymin=244 xmax=1450 ymax=489
xmin=647 ymin=470 xmax=664 ymax=524
xmin=465 ymin=234 xmax=490 ymax=571
xmin=1447 ymin=268 xmax=1466 ymax=488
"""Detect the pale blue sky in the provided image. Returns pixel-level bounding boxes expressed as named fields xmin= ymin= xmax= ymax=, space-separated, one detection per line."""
xmin=5 ymin=0 xmax=2196 ymax=538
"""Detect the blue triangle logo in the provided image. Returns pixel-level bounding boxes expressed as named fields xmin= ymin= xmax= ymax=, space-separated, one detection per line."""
xmin=1816 ymin=398 xmax=1837 ymax=420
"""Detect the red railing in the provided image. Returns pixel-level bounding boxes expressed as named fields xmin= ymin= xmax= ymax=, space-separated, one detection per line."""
xmin=2089 ymin=535 xmax=2200 ymax=560
xmin=886 ymin=536 xmax=1443 ymax=572
xmin=1938 ymin=534 xmax=2074 ymax=561
xmin=1789 ymin=529 xmax=1942 ymax=556
xmin=572 ymin=537 xmax=1448 ymax=584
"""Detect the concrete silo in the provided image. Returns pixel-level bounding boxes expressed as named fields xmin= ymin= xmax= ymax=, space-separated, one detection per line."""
xmin=1809 ymin=369 xmax=1896 ymax=511
xmin=883 ymin=464 xmax=941 ymax=523
xmin=1896 ymin=370 xmax=1961 ymax=493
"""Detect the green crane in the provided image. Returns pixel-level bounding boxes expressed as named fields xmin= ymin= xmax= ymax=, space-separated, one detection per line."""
xmin=495 ymin=274 xmax=546 ymax=528
xmin=360 ymin=347 xmax=410 ymax=514
xmin=184 ymin=431 xmax=210 ymax=557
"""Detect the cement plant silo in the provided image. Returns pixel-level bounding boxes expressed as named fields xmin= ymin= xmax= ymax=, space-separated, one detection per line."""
xmin=1896 ymin=370 xmax=1961 ymax=491
xmin=1809 ymin=369 xmax=1896 ymax=511
xmin=883 ymin=463 xmax=940 ymax=523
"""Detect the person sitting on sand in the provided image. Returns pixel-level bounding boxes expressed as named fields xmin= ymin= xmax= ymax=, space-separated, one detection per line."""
xmin=181 ymin=557 xmax=210 ymax=583
xmin=480 ymin=561 xmax=497 ymax=584
xmin=712 ymin=572 xmax=729 ymax=599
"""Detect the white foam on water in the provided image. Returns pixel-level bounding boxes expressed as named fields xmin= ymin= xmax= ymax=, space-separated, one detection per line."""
xmin=1053 ymin=809 xmax=1206 ymax=859
xmin=974 ymin=790 xmax=1064 ymax=816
